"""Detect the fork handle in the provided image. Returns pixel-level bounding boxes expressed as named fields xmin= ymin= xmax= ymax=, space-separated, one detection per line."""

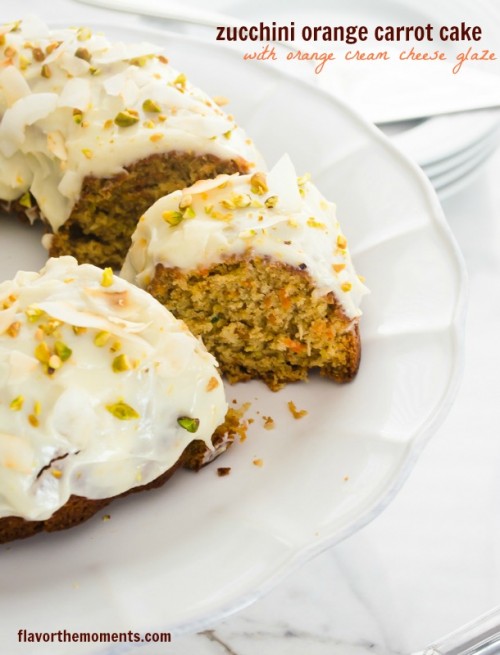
xmin=422 ymin=606 xmax=500 ymax=655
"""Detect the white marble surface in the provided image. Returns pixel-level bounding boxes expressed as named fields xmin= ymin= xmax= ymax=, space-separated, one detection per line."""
xmin=3 ymin=1 xmax=500 ymax=653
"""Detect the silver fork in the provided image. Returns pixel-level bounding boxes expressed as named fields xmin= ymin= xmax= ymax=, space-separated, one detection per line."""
xmin=417 ymin=606 xmax=500 ymax=655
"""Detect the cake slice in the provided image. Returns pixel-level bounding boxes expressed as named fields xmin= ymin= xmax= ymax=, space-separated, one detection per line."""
xmin=0 ymin=17 xmax=262 ymax=268
xmin=0 ymin=256 xmax=239 ymax=543
xmin=122 ymin=156 xmax=368 ymax=390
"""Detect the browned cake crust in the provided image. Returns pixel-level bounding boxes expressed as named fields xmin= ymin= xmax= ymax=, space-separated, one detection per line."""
xmin=147 ymin=256 xmax=361 ymax=391
xmin=0 ymin=409 xmax=242 ymax=545
xmin=48 ymin=151 xmax=250 ymax=269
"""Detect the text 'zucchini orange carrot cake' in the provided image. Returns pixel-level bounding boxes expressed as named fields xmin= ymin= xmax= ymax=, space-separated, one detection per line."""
xmin=0 ymin=257 xmax=241 ymax=544
xmin=122 ymin=156 xmax=369 ymax=390
xmin=0 ymin=17 xmax=262 ymax=268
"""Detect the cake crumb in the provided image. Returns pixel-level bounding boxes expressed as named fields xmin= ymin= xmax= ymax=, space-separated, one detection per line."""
xmin=253 ymin=458 xmax=264 ymax=467
xmin=102 ymin=514 xmax=111 ymax=521
xmin=287 ymin=400 xmax=308 ymax=419
xmin=263 ymin=416 xmax=275 ymax=430
xmin=217 ymin=467 xmax=231 ymax=477
xmin=343 ymin=475 xmax=349 ymax=482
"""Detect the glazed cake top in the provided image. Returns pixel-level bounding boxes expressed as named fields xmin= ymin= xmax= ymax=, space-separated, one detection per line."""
xmin=121 ymin=155 xmax=368 ymax=319
xmin=0 ymin=256 xmax=227 ymax=521
xmin=0 ymin=16 xmax=262 ymax=230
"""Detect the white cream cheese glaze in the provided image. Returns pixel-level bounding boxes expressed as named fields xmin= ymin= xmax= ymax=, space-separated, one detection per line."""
xmin=121 ymin=155 xmax=369 ymax=319
xmin=0 ymin=16 xmax=262 ymax=231
xmin=0 ymin=256 xmax=227 ymax=521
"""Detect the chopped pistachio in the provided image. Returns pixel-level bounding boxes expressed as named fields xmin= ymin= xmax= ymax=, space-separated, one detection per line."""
xmin=6 ymin=321 xmax=21 ymax=338
xmin=72 ymin=326 xmax=87 ymax=335
xmin=265 ymin=195 xmax=279 ymax=209
xmin=182 ymin=206 xmax=196 ymax=220
xmin=143 ymin=120 xmax=155 ymax=129
xmin=28 ymin=414 xmax=39 ymax=428
xmin=81 ymin=148 xmax=93 ymax=159
xmin=142 ymin=98 xmax=161 ymax=113
xmin=250 ymin=172 xmax=268 ymax=195
xmin=221 ymin=194 xmax=251 ymax=210
xmin=18 ymin=191 xmax=32 ymax=208
xmin=2 ymin=294 xmax=17 ymax=310
xmin=0 ymin=34 xmax=5 ymax=47
xmin=32 ymin=46 xmax=45 ymax=62
xmin=157 ymin=54 xmax=168 ymax=64
xmin=297 ymin=173 xmax=311 ymax=186
xmin=112 ymin=353 xmax=132 ymax=373
xmin=177 ymin=416 xmax=200 ymax=433
xmin=333 ymin=263 xmax=346 ymax=273
xmin=149 ymin=133 xmax=163 ymax=142
xmin=34 ymin=342 xmax=50 ymax=364
xmin=10 ymin=396 xmax=24 ymax=411
xmin=40 ymin=319 xmax=63 ymax=336
xmin=204 ymin=204 xmax=214 ymax=215
xmin=337 ymin=235 xmax=347 ymax=249
xmin=234 ymin=194 xmax=252 ymax=208
xmin=210 ymin=210 xmax=233 ymax=222
xmin=162 ymin=210 xmax=183 ymax=227
xmin=75 ymin=46 xmax=91 ymax=61
xmin=9 ymin=20 xmax=22 ymax=32
xmin=106 ymin=401 xmax=140 ymax=420
xmin=89 ymin=66 xmax=101 ymax=76
xmin=46 ymin=41 xmax=61 ymax=55
xmin=77 ymin=27 xmax=92 ymax=42
xmin=307 ymin=217 xmax=325 ymax=229
xmin=341 ymin=282 xmax=352 ymax=292
xmin=94 ymin=331 xmax=111 ymax=347
xmin=223 ymin=130 xmax=232 ymax=139
xmin=54 ymin=341 xmax=72 ymax=362
xmin=173 ymin=72 xmax=187 ymax=89
xmin=114 ymin=110 xmax=140 ymax=128
xmin=41 ymin=64 xmax=52 ymax=79
xmin=51 ymin=468 xmax=62 ymax=478
xmin=103 ymin=118 xmax=113 ymax=129
xmin=129 ymin=55 xmax=150 ymax=67
xmin=34 ymin=401 xmax=42 ymax=416
xmin=19 ymin=54 xmax=30 ymax=70
xmin=110 ymin=341 xmax=122 ymax=353
xmin=101 ymin=267 xmax=113 ymax=287
xmin=73 ymin=109 xmax=84 ymax=125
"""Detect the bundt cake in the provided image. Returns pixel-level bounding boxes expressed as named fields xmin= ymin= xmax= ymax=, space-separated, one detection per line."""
xmin=0 ymin=17 xmax=262 ymax=268
xmin=0 ymin=256 xmax=240 ymax=543
xmin=122 ymin=156 xmax=368 ymax=390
